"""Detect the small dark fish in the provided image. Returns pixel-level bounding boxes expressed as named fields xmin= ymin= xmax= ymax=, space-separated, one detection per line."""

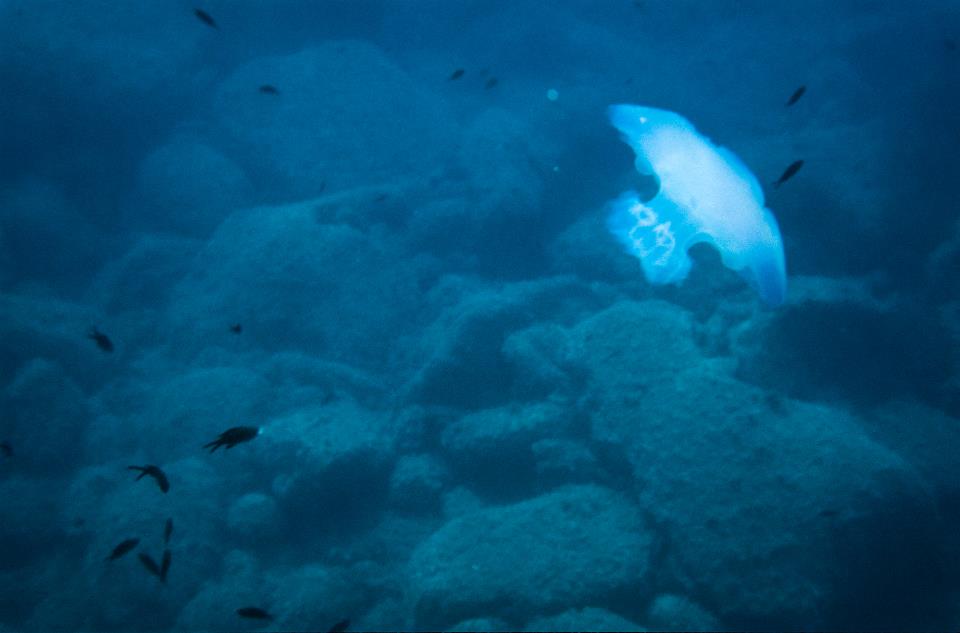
xmin=819 ymin=509 xmax=839 ymax=518
xmin=194 ymin=8 xmax=218 ymax=29
xmin=203 ymin=426 xmax=260 ymax=453
xmin=327 ymin=618 xmax=350 ymax=633
xmin=785 ymin=85 xmax=806 ymax=106
xmin=484 ymin=77 xmax=498 ymax=90
xmin=773 ymin=159 xmax=804 ymax=188
xmin=0 ymin=441 xmax=11 ymax=458
xmin=88 ymin=327 xmax=114 ymax=353
xmin=448 ymin=68 xmax=464 ymax=80
xmin=946 ymin=38 xmax=957 ymax=52
xmin=229 ymin=323 xmax=243 ymax=334
xmin=128 ymin=465 xmax=170 ymax=493
xmin=160 ymin=549 xmax=171 ymax=582
xmin=106 ymin=538 xmax=139 ymax=561
xmin=138 ymin=552 xmax=163 ymax=579
xmin=163 ymin=518 xmax=173 ymax=544
xmin=237 ymin=607 xmax=273 ymax=620
xmin=259 ymin=84 xmax=280 ymax=95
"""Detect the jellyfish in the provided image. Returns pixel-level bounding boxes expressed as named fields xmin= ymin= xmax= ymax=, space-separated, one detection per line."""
xmin=607 ymin=104 xmax=787 ymax=305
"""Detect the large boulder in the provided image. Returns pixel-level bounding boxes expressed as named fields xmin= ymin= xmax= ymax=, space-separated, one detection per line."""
xmin=732 ymin=277 xmax=952 ymax=408
xmin=263 ymin=401 xmax=397 ymax=537
xmin=260 ymin=352 xmax=387 ymax=410
xmin=209 ymin=41 xmax=456 ymax=200
xmin=227 ymin=493 xmax=282 ymax=544
xmin=573 ymin=301 xmax=948 ymax=628
xmin=174 ymin=550 xmax=272 ymax=632
xmin=409 ymin=108 xmax=556 ymax=276
xmin=408 ymin=485 xmax=654 ymax=629
xmin=388 ymin=453 xmax=450 ymax=514
xmin=2 ymin=359 xmax=90 ymax=475
xmin=268 ymin=563 xmax=375 ymax=632
xmin=500 ymin=323 xmax=587 ymax=401
xmin=524 ymin=607 xmax=646 ymax=632
xmin=0 ymin=292 xmax=119 ymax=392
xmin=568 ymin=300 xmax=704 ymax=408
xmin=128 ymin=136 xmax=253 ymax=237
xmin=93 ymin=365 xmax=271 ymax=464
xmin=165 ymin=198 xmax=429 ymax=370
xmin=440 ymin=398 xmax=579 ymax=499
xmin=646 ymin=594 xmax=720 ymax=631
xmin=178 ymin=554 xmax=378 ymax=632
xmin=405 ymin=275 xmax=611 ymax=408
xmin=40 ymin=458 xmax=227 ymax=632
xmin=87 ymin=232 xmax=201 ymax=314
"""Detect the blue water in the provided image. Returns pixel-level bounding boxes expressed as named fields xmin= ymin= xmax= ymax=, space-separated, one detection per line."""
xmin=1 ymin=1 xmax=958 ymax=631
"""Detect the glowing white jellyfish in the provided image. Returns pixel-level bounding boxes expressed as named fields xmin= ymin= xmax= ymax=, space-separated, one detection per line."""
xmin=607 ymin=104 xmax=787 ymax=305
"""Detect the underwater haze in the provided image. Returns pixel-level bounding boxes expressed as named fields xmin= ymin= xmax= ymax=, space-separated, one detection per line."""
xmin=1 ymin=0 xmax=959 ymax=630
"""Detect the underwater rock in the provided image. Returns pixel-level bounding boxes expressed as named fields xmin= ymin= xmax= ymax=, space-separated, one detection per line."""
xmin=865 ymin=400 xmax=960 ymax=514
xmin=388 ymin=454 xmax=449 ymax=514
xmin=2 ymin=358 xmax=89 ymax=475
xmin=0 ymin=292 xmax=119 ymax=393
xmin=175 ymin=550 xmax=268 ymax=631
xmin=531 ymin=438 xmax=602 ymax=487
xmin=587 ymin=350 xmax=945 ymax=628
xmin=267 ymin=564 xmax=372 ymax=633
xmin=415 ymin=108 xmax=555 ymax=276
xmin=524 ymin=607 xmax=646 ymax=632
xmin=227 ymin=493 xmax=281 ymax=542
xmin=456 ymin=107 xmax=551 ymax=205
xmin=440 ymin=486 xmax=486 ymax=521
xmin=32 ymin=459 xmax=225 ymax=630
xmin=407 ymin=484 xmax=653 ymax=629
xmin=265 ymin=402 xmax=396 ymax=533
xmin=211 ymin=41 xmax=455 ymax=200
xmin=548 ymin=213 xmax=643 ymax=284
xmin=440 ymin=399 xmax=578 ymax=498
xmin=261 ymin=352 xmax=387 ymax=410
xmin=569 ymin=299 xmax=704 ymax=404
xmin=448 ymin=617 xmax=510 ymax=632
xmin=167 ymin=199 xmax=427 ymax=370
xmin=408 ymin=106 xmax=564 ymax=275
xmin=500 ymin=323 xmax=586 ymax=401
xmin=405 ymin=275 xmax=610 ymax=408
xmin=127 ymin=366 xmax=271 ymax=462
xmin=646 ymin=594 xmax=720 ymax=631
xmin=732 ymin=278 xmax=952 ymax=408
xmin=129 ymin=136 xmax=253 ymax=238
